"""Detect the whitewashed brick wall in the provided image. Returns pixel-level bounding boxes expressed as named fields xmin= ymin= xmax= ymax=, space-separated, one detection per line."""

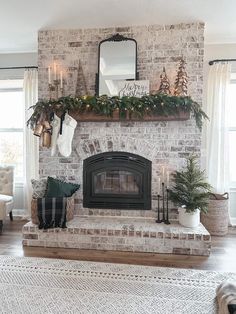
xmin=38 ymin=22 xmax=204 ymax=215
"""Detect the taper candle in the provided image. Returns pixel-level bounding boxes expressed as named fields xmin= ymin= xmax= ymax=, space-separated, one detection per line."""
xmin=167 ymin=171 xmax=170 ymax=188
xmin=48 ymin=66 xmax=51 ymax=84
xmin=53 ymin=62 xmax=57 ymax=80
xmin=60 ymin=71 xmax=63 ymax=88
xmin=162 ymin=166 xmax=165 ymax=183
xmin=157 ymin=177 xmax=161 ymax=195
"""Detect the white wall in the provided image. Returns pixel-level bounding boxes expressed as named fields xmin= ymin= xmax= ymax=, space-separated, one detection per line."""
xmin=204 ymin=43 xmax=236 ymax=64
xmin=0 ymin=52 xmax=37 ymax=79
xmin=0 ymin=52 xmax=37 ymax=67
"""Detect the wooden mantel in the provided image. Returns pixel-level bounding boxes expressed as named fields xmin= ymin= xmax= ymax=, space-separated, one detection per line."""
xmin=70 ymin=110 xmax=190 ymax=122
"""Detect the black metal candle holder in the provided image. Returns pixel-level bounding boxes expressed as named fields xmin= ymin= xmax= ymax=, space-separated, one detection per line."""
xmin=164 ymin=188 xmax=170 ymax=224
xmin=156 ymin=194 xmax=162 ymax=223
xmin=156 ymin=182 xmax=171 ymax=224
xmin=162 ymin=182 xmax=165 ymax=221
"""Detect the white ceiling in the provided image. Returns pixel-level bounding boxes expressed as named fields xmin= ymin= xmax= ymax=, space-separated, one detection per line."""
xmin=0 ymin=0 xmax=236 ymax=53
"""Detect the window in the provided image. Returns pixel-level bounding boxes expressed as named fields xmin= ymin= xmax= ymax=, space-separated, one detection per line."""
xmin=0 ymin=80 xmax=24 ymax=182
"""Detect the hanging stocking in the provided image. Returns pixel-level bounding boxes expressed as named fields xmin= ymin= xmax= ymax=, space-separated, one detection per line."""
xmin=50 ymin=114 xmax=61 ymax=156
xmin=57 ymin=113 xmax=77 ymax=157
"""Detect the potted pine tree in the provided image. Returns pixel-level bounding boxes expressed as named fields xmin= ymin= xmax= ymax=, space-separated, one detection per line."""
xmin=169 ymin=155 xmax=211 ymax=228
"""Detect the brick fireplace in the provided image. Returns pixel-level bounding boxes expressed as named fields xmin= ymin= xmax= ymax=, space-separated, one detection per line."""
xmin=22 ymin=22 xmax=211 ymax=256
xmin=37 ymin=22 xmax=204 ymax=215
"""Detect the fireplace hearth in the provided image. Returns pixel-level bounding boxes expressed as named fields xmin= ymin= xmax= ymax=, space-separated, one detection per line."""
xmin=83 ymin=152 xmax=151 ymax=210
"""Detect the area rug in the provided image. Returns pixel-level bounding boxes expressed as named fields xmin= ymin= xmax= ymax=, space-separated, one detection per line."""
xmin=0 ymin=256 xmax=235 ymax=314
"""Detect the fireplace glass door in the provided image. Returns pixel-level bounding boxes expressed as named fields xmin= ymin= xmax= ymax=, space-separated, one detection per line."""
xmin=94 ymin=170 xmax=140 ymax=195
xmin=83 ymin=152 xmax=151 ymax=210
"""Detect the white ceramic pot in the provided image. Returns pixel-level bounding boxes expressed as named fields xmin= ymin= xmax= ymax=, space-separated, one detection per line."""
xmin=178 ymin=207 xmax=200 ymax=228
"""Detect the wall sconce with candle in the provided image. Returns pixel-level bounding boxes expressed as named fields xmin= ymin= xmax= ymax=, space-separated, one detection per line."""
xmin=48 ymin=63 xmax=64 ymax=99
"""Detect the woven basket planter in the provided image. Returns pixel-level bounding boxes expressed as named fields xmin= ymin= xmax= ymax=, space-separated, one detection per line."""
xmin=201 ymin=193 xmax=229 ymax=236
xmin=31 ymin=197 xmax=74 ymax=225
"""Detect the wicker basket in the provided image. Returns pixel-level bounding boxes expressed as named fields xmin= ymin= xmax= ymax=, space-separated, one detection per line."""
xmin=201 ymin=193 xmax=229 ymax=236
xmin=31 ymin=197 xmax=74 ymax=225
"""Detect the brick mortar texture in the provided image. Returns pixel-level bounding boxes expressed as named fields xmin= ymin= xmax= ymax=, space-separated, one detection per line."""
xmin=38 ymin=22 xmax=204 ymax=215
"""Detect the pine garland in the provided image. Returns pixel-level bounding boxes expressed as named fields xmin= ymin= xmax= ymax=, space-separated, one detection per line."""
xmin=169 ymin=155 xmax=212 ymax=213
xmin=27 ymin=93 xmax=208 ymax=131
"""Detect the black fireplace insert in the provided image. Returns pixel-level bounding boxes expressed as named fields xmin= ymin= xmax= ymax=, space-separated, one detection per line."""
xmin=83 ymin=152 xmax=151 ymax=210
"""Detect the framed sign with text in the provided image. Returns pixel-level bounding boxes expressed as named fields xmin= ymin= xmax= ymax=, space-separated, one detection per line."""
xmin=117 ymin=80 xmax=149 ymax=98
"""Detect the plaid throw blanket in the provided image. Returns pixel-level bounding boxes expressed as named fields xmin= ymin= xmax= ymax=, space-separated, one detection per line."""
xmin=37 ymin=197 xmax=67 ymax=230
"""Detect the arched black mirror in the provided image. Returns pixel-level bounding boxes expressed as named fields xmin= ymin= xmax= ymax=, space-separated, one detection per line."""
xmin=95 ymin=34 xmax=138 ymax=96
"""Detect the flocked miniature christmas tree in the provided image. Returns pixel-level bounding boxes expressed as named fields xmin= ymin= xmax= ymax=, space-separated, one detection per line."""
xmin=174 ymin=58 xmax=188 ymax=96
xmin=158 ymin=67 xmax=171 ymax=95
xmin=75 ymin=60 xmax=88 ymax=97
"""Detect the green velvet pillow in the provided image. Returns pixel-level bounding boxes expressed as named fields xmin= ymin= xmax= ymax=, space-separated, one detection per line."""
xmin=45 ymin=177 xmax=80 ymax=198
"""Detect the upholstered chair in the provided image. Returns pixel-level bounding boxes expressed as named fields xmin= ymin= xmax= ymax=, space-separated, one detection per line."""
xmin=0 ymin=166 xmax=14 ymax=233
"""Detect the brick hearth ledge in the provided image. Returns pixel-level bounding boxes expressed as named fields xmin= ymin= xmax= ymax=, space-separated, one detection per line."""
xmin=22 ymin=217 xmax=211 ymax=256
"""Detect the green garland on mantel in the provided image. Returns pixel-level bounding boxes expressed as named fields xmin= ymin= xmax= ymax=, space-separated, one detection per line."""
xmin=28 ymin=94 xmax=208 ymax=131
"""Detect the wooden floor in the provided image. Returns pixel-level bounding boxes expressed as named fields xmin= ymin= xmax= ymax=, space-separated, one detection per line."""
xmin=1 ymin=219 xmax=236 ymax=272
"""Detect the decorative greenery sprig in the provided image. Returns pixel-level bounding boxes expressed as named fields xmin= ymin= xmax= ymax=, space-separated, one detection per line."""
xmin=169 ymin=155 xmax=212 ymax=213
xmin=27 ymin=93 xmax=208 ymax=130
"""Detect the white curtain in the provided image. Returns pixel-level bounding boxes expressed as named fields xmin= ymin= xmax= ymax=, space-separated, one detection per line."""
xmin=204 ymin=62 xmax=232 ymax=223
xmin=23 ymin=69 xmax=39 ymax=216
xmin=206 ymin=63 xmax=231 ymax=194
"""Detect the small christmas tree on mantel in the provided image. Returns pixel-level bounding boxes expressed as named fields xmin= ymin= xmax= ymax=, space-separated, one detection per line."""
xmin=158 ymin=67 xmax=171 ymax=95
xmin=174 ymin=58 xmax=188 ymax=96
